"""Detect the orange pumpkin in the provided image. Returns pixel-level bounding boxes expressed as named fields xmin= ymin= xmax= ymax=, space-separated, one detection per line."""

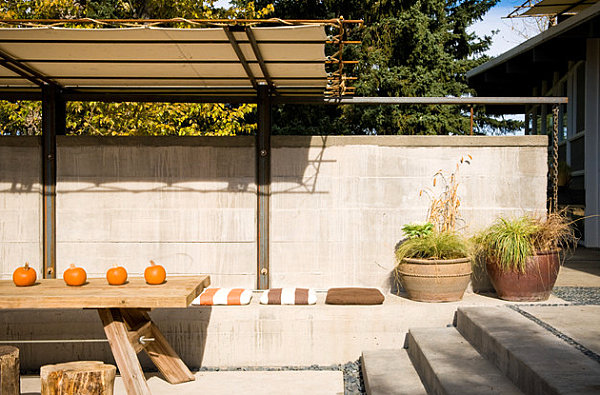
xmin=144 ymin=260 xmax=166 ymax=285
xmin=63 ymin=264 xmax=87 ymax=286
xmin=106 ymin=265 xmax=128 ymax=285
xmin=13 ymin=262 xmax=37 ymax=287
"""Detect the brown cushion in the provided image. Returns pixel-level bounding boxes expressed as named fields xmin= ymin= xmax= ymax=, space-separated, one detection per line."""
xmin=325 ymin=287 xmax=385 ymax=305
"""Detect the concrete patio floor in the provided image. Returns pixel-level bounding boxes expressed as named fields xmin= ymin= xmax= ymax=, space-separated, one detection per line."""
xmin=20 ymin=370 xmax=345 ymax=395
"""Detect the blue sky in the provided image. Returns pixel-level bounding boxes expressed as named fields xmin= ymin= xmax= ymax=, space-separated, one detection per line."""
xmin=470 ymin=0 xmax=545 ymax=56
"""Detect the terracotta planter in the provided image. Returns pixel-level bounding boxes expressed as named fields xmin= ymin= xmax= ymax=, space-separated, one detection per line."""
xmin=486 ymin=250 xmax=560 ymax=302
xmin=397 ymin=257 xmax=472 ymax=302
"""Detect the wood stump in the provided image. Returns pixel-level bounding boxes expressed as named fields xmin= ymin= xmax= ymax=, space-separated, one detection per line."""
xmin=41 ymin=361 xmax=116 ymax=395
xmin=0 ymin=346 xmax=20 ymax=395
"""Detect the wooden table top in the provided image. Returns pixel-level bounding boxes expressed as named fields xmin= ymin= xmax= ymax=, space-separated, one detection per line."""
xmin=0 ymin=275 xmax=210 ymax=309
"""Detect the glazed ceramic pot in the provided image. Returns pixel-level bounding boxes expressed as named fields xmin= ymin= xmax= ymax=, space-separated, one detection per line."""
xmin=486 ymin=250 xmax=560 ymax=302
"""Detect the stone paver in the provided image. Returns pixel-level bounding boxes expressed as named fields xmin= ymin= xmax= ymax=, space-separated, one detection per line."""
xmin=555 ymin=248 xmax=600 ymax=287
xmin=520 ymin=305 xmax=600 ymax=356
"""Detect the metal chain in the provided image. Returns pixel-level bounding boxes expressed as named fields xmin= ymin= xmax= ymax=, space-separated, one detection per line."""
xmin=551 ymin=104 xmax=560 ymax=214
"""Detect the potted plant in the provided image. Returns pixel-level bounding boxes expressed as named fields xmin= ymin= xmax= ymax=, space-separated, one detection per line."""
xmin=395 ymin=223 xmax=471 ymax=302
xmin=394 ymin=157 xmax=473 ymax=302
xmin=474 ymin=212 xmax=576 ymax=301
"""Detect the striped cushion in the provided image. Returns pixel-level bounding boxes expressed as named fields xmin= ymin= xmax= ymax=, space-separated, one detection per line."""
xmin=259 ymin=288 xmax=317 ymax=305
xmin=192 ymin=288 xmax=252 ymax=306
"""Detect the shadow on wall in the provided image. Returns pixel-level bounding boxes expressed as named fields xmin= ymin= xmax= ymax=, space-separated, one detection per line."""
xmin=0 ymin=135 xmax=330 ymax=194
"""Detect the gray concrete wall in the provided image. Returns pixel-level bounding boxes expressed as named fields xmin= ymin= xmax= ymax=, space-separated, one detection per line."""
xmin=56 ymin=136 xmax=257 ymax=287
xmin=0 ymin=135 xmax=548 ymax=288
xmin=0 ymin=137 xmax=41 ymax=279
xmin=271 ymin=136 xmax=548 ymax=289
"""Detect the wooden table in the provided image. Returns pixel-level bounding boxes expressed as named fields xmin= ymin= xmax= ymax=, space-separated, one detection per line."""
xmin=0 ymin=275 xmax=210 ymax=395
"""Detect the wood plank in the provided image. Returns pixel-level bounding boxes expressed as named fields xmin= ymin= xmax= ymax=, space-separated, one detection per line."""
xmin=98 ymin=309 xmax=151 ymax=395
xmin=0 ymin=276 xmax=210 ymax=309
xmin=0 ymin=346 xmax=20 ymax=395
xmin=145 ymin=321 xmax=196 ymax=384
xmin=41 ymin=361 xmax=116 ymax=395
xmin=121 ymin=309 xmax=195 ymax=384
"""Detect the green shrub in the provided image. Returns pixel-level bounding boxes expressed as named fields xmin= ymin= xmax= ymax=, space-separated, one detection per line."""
xmin=395 ymin=231 xmax=470 ymax=262
xmin=473 ymin=213 xmax=577 ymax=273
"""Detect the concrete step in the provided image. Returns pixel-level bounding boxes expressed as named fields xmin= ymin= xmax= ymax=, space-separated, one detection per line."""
xmin=456 ymin=306 xmax=600 ymax=395
xmin=406 ymin=327 xmax=523 ymax=395
xmin=361 ymin=349 xmax=426 ymax=395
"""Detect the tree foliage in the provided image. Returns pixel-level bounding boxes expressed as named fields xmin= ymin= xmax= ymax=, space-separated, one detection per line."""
xmin=245 ymin=0 xmax=510 ymax=135
xmin=0 ymin=0 xmax=519 ymax=136
xmin=0 ymin=0 xmax=273 ymax=136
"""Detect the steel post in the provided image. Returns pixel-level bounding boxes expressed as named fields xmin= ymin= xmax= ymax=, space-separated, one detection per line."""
xmin=256 ymin=84 xmax=271 ymax=289
xmin=41 ymin=85 xmax=65 ymax=279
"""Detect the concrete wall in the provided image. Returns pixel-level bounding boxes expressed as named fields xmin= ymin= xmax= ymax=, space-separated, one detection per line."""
xmin=56 ymin=136 xmax=257 ymax=287
xmin=0 ymin=135 xmax=548 ymax=287
xmin=0 ymin=137 xmax=41 ymax=279
xmin=271 ymin=136 xmax=548 ymax=288
xmin=0 ymin=134 xmax=549 ymax=369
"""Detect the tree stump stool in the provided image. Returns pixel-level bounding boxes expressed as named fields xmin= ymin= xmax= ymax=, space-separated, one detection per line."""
xmin=41 ymin=361 xmax=116 ymax=395
xmin=0 ymin=346 xmax=20 ymax=395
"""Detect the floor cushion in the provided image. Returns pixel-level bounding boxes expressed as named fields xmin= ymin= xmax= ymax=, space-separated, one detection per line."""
xmin=192 ymin=288 xmax=252 ymax=306
xmin=325 ymin=287 xmax=385 ymax=305
xmin=259 ymin=288 xmax=317 ymax=305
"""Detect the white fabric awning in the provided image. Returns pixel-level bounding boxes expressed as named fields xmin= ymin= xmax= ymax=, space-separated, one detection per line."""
xmin=0 ymin=25 xmax=330 ymax=96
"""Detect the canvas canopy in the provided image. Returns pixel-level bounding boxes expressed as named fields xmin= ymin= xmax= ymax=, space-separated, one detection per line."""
xmin=522 ymin=0 xmax=598 ymax=16
xmin=0 ymin=25 xmax=330 ymax=97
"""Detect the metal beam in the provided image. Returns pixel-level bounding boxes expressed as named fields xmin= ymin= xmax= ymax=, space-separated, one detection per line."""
xmin=61 ymin=92 xmax=258 ymax=103
xmin=256 ymin=83 xmax=271 ymax=290
xmin=41 ymin=86 xmax=65 ymax=279
xmin=0 ymin=49 xmax=58 ymax=87
xmin=0 ymin=91 xmax=41 ymax=101
xmin=272 ymin=96 xmax=569 ymax=105
xmin=223 ymin=26 xmax=258 ymax=90
xmin=245 ymin=27 xmax=275 ymax=92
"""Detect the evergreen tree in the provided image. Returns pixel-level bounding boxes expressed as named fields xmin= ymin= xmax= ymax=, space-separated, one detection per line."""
xmin=244 ymin=0 xmax=507 ymax=135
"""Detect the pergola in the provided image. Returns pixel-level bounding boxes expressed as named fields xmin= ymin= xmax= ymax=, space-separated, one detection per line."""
xmin=0 ymin=18 xmax=567 ymax=289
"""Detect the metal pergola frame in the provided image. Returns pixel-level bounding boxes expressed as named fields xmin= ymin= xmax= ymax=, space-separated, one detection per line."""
xmin=0 ymin=19 xmax=568 ymax=289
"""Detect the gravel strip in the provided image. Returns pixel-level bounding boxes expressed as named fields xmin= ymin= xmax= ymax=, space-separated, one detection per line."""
xmin=553 ymin=286 xmax=600 ymax=305
xmin=196 ymin=359 xmax=365 ymax=395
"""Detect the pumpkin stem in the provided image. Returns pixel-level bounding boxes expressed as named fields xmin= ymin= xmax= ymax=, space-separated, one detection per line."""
xmin=24 ymin=262 xmax=29 ymax=270
xmin=70 ymin=264 xmax=76 ymax=269
xmin=150 ymin=260 xmax=155 ymax=266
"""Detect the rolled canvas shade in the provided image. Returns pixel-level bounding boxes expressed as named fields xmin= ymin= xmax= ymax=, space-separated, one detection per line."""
xmin=0 ymin=25 xmax=329 ymax=94
xmin=522 ymin=0 xmax=598 ymax=16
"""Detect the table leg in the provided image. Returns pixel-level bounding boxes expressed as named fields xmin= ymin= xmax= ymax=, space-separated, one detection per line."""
xmin=120 ymin=309 xmax=195 ymax=384
xmin=97 ymin=308 xmax=151 ymax=395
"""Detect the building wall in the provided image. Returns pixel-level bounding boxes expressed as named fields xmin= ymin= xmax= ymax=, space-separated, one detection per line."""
xmin=585 ymin=39 xmax=600 ymax=248
xmin=0 ymin=135 xmax=548 ymax=288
